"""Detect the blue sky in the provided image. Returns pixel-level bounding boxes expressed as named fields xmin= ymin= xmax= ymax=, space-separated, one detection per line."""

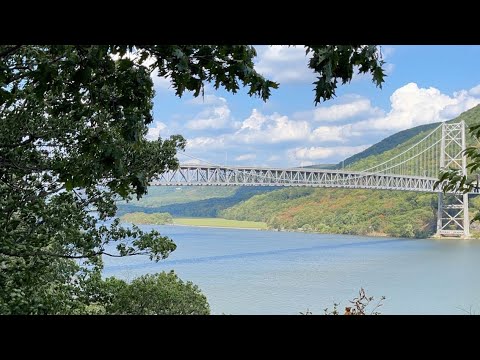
xmin=146 ymin=45 xmax=480 ymax=168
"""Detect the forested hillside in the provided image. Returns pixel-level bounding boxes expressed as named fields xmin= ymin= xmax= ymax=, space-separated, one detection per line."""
xmin=220 ymin=188 xmax=437 ymax=238
xmin=117 ymin=187 xmax=278 ymax=217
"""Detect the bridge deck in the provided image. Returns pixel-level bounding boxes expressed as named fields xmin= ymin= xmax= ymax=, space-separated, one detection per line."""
xmin=152 ymin=165 xmax=449 ymax=193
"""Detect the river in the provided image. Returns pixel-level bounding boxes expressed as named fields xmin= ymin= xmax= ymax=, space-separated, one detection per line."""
xmin=103 ymin=225 xmax=480 ymax=314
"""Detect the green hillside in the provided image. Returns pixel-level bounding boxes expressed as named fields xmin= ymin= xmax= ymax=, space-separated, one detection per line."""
xmin=117 ymin=187 xmax=278 ymax=217
xmin=220 ymin=188 xmax=437 ymax=238
xmin=120 ymin=212 xmax=173 ymax=225
xmin=220 ymin=105 xmax=480 ymax=238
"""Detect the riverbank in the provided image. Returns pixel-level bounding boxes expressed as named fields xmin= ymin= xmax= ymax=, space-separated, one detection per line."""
xmin=120 ymin=212 xmax=470 ymax=239
xmin=173 ymin=217 xmax=267 ymax=230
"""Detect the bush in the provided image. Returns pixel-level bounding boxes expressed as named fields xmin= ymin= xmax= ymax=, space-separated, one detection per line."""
xmin=101 ymin=271 xmax=210 ymax=315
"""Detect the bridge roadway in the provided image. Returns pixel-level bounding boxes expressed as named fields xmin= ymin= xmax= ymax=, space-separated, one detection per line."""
xmin=152 ymin=165 xmax=445 ymax=193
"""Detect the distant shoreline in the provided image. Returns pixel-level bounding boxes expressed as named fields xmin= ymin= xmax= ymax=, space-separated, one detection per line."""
xmin=172 ymin=217 xmax=268 ymax=230
xmin=168 ymin=223 xmax=264 ymax=231
xmin=120 ymin=214 xmax=268 ymax=230
xmin=120 ymin=215 xmax=450 ymax=239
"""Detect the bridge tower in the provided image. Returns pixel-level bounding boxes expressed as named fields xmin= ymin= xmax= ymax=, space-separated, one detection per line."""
xmin=436 ymin=121 xmax=470 ymax=238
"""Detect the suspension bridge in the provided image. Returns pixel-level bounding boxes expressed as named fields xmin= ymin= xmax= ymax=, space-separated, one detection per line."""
xmin=152 ymin=121 xmax=476 ymax=238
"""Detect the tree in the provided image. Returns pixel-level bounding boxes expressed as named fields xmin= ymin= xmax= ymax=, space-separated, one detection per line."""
xmin=98 ymin=272 xmax=210 ymax=315
xmin=0 ymin=45 xmax=386 ymax=314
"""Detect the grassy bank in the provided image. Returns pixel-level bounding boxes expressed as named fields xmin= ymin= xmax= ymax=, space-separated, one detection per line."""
xmin=173 ymin=217 xmax=267 ymax=229
xmin=120 ymin=212 xmax=173 ymax=225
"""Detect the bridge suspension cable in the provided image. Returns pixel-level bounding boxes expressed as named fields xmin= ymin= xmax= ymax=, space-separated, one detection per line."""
xmin=354 ymin=123 xmax=444 ymax=178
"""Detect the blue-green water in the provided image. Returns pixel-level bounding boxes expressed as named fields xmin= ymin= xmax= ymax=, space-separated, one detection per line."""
xmin=103 ymin=225 xmax=480 ymax=314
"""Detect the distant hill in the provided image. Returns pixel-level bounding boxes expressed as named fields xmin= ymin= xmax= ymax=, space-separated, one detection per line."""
xmin=117 ymin=186 xmax=278 ymax=217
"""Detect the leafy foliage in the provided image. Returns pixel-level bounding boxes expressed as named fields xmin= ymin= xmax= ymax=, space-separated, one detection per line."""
xmin=305 ymin=45 xmax=385 ymax=104
xmin=99 ymin=272 xmax=210 ymax=315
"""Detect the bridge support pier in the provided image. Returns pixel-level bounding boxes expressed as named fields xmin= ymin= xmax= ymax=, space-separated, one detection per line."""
xmin=435 ymin=192 xmax=470 ymax=238
xmin=435 ymin=121 xmax=470 ymax=238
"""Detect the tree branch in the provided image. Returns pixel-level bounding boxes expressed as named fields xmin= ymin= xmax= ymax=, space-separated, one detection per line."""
xmin=0 ymin=248 xmax=149 ymax=260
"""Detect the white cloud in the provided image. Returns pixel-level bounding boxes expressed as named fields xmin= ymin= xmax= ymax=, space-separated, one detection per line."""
xmin=255 ymin=45 xmax=315 ymax=84
xmin=440 ymin=90 xmax=480 ymax=119
xmin=309 ymin=126 xmax=346 ymax=142
xmin=288 ymin=145 xmax=370 ymax=162
xmin=186 ymin=98 xmax=232 ymax=130
xmin=267 ymin=155 xmax=281 ymax=162
xmin=185 ymin=136 xmax=225 ymax=150
xmin=469 ymin=84 xmax=480 ymax=96
xmin=235 ymin=153 xmax=256 ymax=161
xmin=188 ymin=94 xmax=227 ymax=106
xmin=299 ymin=161 xmax=315 ymax=167
xmin=146 ymin=121 xmax=167 ymax=141
xmin=310 ymin=97 xmax=384 ymax=122
xmin=380 ymin=46 xmax=395 ymax=59
xmin=177 ymin=157 xmax=203 ymax=166
xmin=353 ymin=82 xmax=480 ymax=132
xmin=239 ymin=109 xmax=267 ymax=131
xmin=234 ymin=109 xmax=310 ymax=144
xmin=383 ymin=63 xmax=395 ymax=76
